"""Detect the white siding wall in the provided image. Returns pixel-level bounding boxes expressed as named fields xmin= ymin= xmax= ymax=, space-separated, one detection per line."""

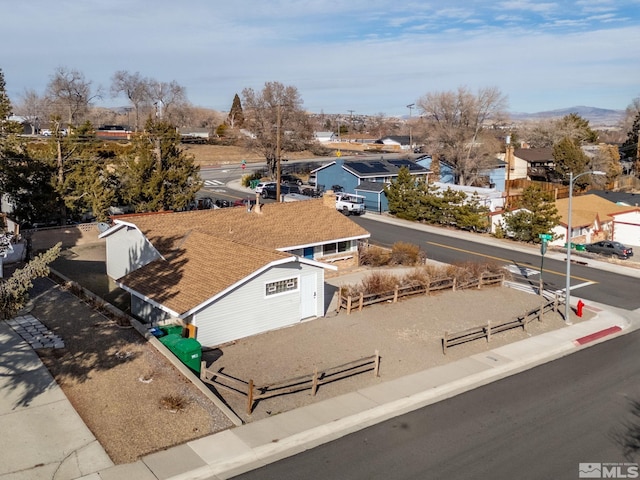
xmin=614 ymin=211 xmax=640 ymax=246
xmin=193 ymin=263 xmax=324 ymax=347
xmin=106 ymin=227 xmax=160 ymax=279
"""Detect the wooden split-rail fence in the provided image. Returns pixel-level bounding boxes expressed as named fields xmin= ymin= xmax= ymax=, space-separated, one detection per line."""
xmin=441 ymin=293 xmax=564 ymax=354
xmin=200 ymin=351 xmax=380 ymax=414
xmin=337 ymin=273 xmax=505 ymax=315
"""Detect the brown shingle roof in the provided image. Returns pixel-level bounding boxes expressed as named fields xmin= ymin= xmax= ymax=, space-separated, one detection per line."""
xmin=118 ymin=232 xmax=292 ymax=315
xmin=119 ymin=199 xmax=370 ymax=256
xmin=555 ymin=194 xmax=631 ymax=227
xmin=114 ymin=200 xmax=370 ymax=315
xmin=514 ymin=148 xmax=553 ymax=163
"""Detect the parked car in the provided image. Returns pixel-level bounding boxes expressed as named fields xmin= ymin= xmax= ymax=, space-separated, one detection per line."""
xmin=280 ymin=174 xmax=303 ymax=186
xmin=255 ymin=182 xmax=275 ymax=194
xmin=261 ymin=184 xmax=300 ymax=199
xmin=585 ymin=241 xmax=634 ymax=259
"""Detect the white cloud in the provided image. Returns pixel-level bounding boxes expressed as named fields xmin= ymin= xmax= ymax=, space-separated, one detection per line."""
xmin=2 ymin=0 xmax=639 ymax=115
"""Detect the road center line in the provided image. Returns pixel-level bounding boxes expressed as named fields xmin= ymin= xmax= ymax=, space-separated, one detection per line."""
xmin=426 ymin=241 xmax=598 ymax=284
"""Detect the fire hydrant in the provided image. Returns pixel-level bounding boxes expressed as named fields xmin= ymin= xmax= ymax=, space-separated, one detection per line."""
xmin=576 ymin=300 xmax=585 ymax=318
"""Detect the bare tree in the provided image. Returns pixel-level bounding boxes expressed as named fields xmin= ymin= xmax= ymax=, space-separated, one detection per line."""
xmin=46 ymin=67 xmax=99 ymax=128
xmin=14 ymin=89 xmax=49 ymax=134
xmin=110 ymin=70 xmax=151 ymax=131
xmin=241 ymin=81 xmax=311 ymax=178
xmin=417 ymin=86 xmax=508 ymax=185
xmin=147 ymin=80 xmax=189 ymax=126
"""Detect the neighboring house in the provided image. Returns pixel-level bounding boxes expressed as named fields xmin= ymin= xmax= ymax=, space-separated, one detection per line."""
xmin=99 ymin=199 xmax=370 ymax=347
xmin=550 ymin=194 xmax=631 ymax=247
xmin=510 ymin=147 xmax=555 ymax=182
xmin=610 ymin=208 xmax=640 ymax=247
xmin=178 ymin=127 xmax=210 ymax=140
xmin=312 ymin=158 xmax=431 ymax=212
xmin=417 ymin=155 xmax=507 ymax=190
xmin=431 ymin=182 xmax=505 ymax=212
xmin=374 ymin=136 xmax=412 ymax=151
xmin=314 ymin=131 xmax=338 ymax=143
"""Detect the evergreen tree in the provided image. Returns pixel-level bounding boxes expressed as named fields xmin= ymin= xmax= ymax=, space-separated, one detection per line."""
xmin=552 ymin=137 xmax=590 ymax=185
xmin=503 ymin=185 xmax=560 ymax=243
xmin=384 ymin=167 xmax=420 ymax=220
xmin=0 ymin=243 xmax=60 ymax=319
xmin=227 ymin=93 xmax=244 ymax=128
xmin=0 ymin=68 xmax=12 ymax=124
xmin=116 ymin=118 xmax=202 ymax=212
xmin=621 ymin=111 xmax=640 ymax=174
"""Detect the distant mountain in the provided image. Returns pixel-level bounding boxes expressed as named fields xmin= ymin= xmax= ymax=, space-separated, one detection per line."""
xmin=510 ymin=106 xmax=624 ymax=126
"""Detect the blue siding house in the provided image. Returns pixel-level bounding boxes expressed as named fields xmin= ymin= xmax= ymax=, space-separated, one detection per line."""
xmin=312 ymin=157 xmax=431 ymax=213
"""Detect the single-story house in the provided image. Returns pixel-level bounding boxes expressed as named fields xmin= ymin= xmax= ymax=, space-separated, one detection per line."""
xmin=374 ymin=136 xmax=412 ymax=151
xmin=550 ymin=194 xmax=631 ymax=247
xmin=99 ymin=198 xmax=370 ymax=347
xmin=417 ymin=155 xmax=507 ymax=190
xmin=312 ymin=157 xmax=431 ymax=212
xmin=314 ymin=131 xmax=338 ymax=143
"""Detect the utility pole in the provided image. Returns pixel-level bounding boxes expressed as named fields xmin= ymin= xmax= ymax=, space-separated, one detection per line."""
xmin=347 ymin=110 xmax=354 ymax=138
xmin=276 ymin=104 xmax=282 ymax=201
xmin=406 ymin=104 xmax=415 ymax=150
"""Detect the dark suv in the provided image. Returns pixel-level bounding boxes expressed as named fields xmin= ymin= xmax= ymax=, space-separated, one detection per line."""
xmin=261 ymin=184 xmax=301 ymax=199
xmin=585 ymin=241 xmax=634 ymax=259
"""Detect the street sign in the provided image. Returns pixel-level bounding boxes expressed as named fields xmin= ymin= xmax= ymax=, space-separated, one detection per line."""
xmin=538 ymin=233 xmax=552 ymax=241
xmin=336 ymin=150 xmax=341 ymax=157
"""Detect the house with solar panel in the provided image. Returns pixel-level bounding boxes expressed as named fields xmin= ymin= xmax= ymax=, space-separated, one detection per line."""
xmin=311 ymin=157 xmax=431 ymax=213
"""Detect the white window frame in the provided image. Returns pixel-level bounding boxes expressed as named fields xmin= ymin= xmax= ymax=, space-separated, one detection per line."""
xmin=264 ymin=276 xmax=300 ymax=298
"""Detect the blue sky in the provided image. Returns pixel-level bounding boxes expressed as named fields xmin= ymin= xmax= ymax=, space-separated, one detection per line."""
xmin=2 ymin=0 xmax=639 ymax=116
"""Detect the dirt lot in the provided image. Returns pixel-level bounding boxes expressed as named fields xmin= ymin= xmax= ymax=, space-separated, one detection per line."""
xmin=21 ymin=256 xmax=588 ymax=465
xmin=203 ymin=284 xmax=585 ymax=423
xmin=183 ymin=144 xmax=319 ymax=167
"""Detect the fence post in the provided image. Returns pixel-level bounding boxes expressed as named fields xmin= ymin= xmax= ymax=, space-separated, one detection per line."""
xmin=393 ymin=285 xmax=398 ymax=303
xmin=312 ymin=367 xmax=319 ymax=396
xmin=358 ymin=292 xmax=364 ymax=312
xmin=487 ymin=321 xmax=491 ymax=342
xmin=453 ymin=278 xmax=457 ymax=291
xmin=374 ymin=350 xmax=380 ymax=377
xmin=200 ymin=361 xmax=206 ymax=380
xmin=247 ymin=379 xmax=254 ymax=415
xmin=442 ymin=332 xmax=448 ymax=355
xmin=347 ymin=295 xmax=352 ymax=315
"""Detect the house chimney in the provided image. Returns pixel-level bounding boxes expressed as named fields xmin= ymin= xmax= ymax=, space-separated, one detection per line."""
xmin=323 ymin=190 xmax=336 ymax=208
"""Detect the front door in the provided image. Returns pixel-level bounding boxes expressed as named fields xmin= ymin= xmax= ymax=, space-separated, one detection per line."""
xmin=303 ymin=247 xmax=314 ymax=259
xmin=300 ymin=273 xmax=317 ymax=319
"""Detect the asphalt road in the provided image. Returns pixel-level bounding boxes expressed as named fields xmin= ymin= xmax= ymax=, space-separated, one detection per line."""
xmin=352 ymin=216 xmax=640 ymax=311
xmin=233 ymin=327 xmax=640 ymax=480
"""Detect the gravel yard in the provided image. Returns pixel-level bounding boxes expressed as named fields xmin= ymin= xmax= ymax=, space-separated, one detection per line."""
xmin=15 ymin=245 xmax=591 ymax=465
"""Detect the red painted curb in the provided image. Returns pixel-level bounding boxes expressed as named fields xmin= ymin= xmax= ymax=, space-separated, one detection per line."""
xmin=575 ymin=326 xmax=622 ymax=345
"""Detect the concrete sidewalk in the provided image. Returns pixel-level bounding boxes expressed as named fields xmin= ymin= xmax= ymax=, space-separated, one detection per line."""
xmin=70 ymin=301 xmax=635 ymax=480
xmin=0 ymin=321 xmax=113 ymax=480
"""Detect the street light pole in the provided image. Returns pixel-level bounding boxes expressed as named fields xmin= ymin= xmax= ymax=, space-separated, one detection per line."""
xmin=564 ymin=170 xmax=605 ymax=322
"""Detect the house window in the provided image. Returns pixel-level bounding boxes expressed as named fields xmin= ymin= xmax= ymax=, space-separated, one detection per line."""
xmin=338 ymin=241 xmax=350 ymax=253
xmin=265 ymin=277 xmax=298 ymax=296
xmin=323 ymin=243 xmax=337 ymax=255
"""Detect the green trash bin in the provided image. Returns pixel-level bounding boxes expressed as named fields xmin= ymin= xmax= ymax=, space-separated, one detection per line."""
xmin=160 ymin=324 xmax=184 ymax=337
xmin=159 ymin=333 xmax=182 ymax=349
xmin=250 ymin=179 xmax=260 ymax=189
xmin=173 ymin=338 xmax=202 ymax=373
xmin=576 ymin=244 xmax=586 ymax=251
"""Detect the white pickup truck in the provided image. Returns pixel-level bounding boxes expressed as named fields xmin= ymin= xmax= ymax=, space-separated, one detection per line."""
xmin=335 ymin=192 xmax=366 ymax=216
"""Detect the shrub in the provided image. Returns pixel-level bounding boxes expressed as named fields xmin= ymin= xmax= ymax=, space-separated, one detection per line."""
xmin=160 ymin=394 xmax=187 ymax=412
xmin=390 ymin=242 xmax=425 ymax=266
xmin=359 ymin=245 xmax=391 ymax=267
xmin=359 ymin=271 xmax=399 ymax=295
